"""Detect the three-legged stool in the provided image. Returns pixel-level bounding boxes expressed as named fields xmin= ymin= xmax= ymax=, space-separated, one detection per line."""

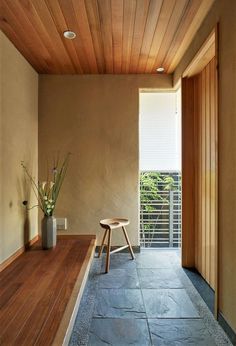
xmin=98 ymin=218 xmax=135 ymax=273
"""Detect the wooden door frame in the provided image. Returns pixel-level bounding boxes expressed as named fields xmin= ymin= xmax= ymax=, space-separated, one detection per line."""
xmin=181 ymin=76 xmax=196 ymax=268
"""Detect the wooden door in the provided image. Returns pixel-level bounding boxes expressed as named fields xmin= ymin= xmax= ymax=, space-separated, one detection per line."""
xmin=182 ymin=57 xmax=217 ymax=290
xmin=195 ymin=58 xmax=217 ymax=289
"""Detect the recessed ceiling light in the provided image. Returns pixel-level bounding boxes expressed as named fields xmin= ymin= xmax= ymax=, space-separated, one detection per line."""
xmin=63 ymin=30 xmax=76 ymax=40
xmin=156 ymin=67 xmax=165 ymax=73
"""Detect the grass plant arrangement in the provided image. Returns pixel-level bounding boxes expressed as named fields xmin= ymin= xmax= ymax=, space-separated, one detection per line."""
xmin=21 ymin=153 xmax=71 ymax=217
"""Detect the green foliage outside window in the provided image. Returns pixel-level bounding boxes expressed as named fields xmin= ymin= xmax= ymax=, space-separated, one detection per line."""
xmin=140 ymin=172 xmax=181 ymax=246
xmin=140 ymin=172 xmax=177 ymax=213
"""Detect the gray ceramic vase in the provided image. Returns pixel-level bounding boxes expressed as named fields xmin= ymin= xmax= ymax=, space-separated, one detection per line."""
xmin=41 ymin=215 xmax=57 ymax=249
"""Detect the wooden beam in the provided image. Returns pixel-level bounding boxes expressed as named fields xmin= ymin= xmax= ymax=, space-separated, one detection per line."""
xmin=183 ymin=30 xmax=215 ymax=78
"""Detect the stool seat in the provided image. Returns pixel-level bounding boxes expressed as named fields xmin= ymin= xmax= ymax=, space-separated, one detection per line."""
xmin=100 ymin=218 xmax=129 ymax=230
xmin=98 ymin=217 xmax=135 ymax=273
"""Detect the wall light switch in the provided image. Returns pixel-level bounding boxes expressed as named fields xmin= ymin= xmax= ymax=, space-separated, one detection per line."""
xmin=56 ymin=218 xmax=67 ymax=230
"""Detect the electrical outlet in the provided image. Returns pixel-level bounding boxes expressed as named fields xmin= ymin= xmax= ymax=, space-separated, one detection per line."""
xmin=56 ymin=218 xmax=67 ymax=230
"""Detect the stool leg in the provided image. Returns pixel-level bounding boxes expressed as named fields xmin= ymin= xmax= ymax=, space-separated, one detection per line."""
xmin=105 ymin=229 xmax=112 ymax=273
xmin=98 ymin=229 xmax=108 ymax=258
xmin=122 ymin=226 xmax=135 ymax=259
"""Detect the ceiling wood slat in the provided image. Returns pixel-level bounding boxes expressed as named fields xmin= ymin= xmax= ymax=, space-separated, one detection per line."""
xmin=30 ymin=0 xmax=76 ymax=73
xmin=150 ymin=0 xmax=189 ymax=73
xmin=0 ymin=0 xmax=214 ymax=74
xmin=97 ymin=0 xmax=113 ymax=73
xmin=71 ymin=0 xmax=99 ymax=73
xmin=1 ymin=0 xmax=49 ymax=73
xmin=121 ymin=0 xmax=136 ymax=73
xmin=137 ymin=0 xmax=163 ymax=73
xmin=6 ymin=0 xmax=57 ymax=72
xmin=144 ymin=0 xmax=176 ymax=73
xmin=162 ymin=0 xmax=202 ymax=73
xmin=0 ymin=13 xmax=45 ymax=74
xmin=58 ymin=0 xmax=90 ymax=73
xmin=111 ymin=0 xmax=124 ymax=73
xmin=129 ymin=0 xmax=150 ymax=73
xmin=44 ymin=0 xmax=83 ymax=73
xmin=84 ymin=0 xmax=105 ymax=73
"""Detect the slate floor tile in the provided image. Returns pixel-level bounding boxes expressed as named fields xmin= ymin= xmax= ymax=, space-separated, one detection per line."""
xmin=98 ymin=268 xmax=140 ymax=289
xmin=94 ymin=289 xmax=146 ymax=318
xmin=148 ymin=319 xmax=216 ymax=345
xmin=88 ymin=318 xmax=151 ymax=345
xmin=138 ymin=269 xmax=183 ymax=289
xmin=101 ymin=254 xmax=136 ymax=271
xmin=141 ymin=250 xmax=180 ymax=258
xmin=70 ymin=250 xmax=232 ymax=346
xmin=136 ymin=252 xmax=173 ymax=269
xmin=142 ymin=289 xmax=199 ymax=318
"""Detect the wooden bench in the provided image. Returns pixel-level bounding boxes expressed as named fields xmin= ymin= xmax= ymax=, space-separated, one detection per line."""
xmin=0 ymin=235 xmax=96 ymax=345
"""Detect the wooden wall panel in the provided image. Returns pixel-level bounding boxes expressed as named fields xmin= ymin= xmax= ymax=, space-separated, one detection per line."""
xmin=182 ymin=57 xmax=217 ymax=290
xmin=195 ymin=58 xmax=217 ymax=289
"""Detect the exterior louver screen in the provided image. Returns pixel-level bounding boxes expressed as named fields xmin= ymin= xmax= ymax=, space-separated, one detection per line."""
xmin=139 ymin=91 xmax=181 ymax=172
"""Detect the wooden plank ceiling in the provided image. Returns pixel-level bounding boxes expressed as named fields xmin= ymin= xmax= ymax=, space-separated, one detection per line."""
xmin=0 ymin=0 xmax=214 ymax=74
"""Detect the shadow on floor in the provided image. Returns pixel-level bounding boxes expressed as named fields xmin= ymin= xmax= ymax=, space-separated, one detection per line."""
xmin=183 ymin=267 xmax=215 ymax=314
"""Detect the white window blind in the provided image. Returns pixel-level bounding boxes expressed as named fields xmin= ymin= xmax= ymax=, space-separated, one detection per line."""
xmin=139 ymin=91 xmax=181 ymax=171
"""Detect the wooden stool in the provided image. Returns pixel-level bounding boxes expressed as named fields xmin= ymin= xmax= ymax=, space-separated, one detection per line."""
xmin=98 ymin=218 xmax=135 ymax=273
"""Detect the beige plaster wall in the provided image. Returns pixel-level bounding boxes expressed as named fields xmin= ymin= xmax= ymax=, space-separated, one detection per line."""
xmin=0 ymin=31 xmax=38 ymax=264
xmin=174 ymin=0 xmax=236 ymax=333
xmin=39 ymin=74 xmax=172 ymax=246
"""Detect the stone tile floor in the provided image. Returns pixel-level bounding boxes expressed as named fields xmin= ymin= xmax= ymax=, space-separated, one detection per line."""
xmin=70 ymin=249 xmax=232 ymax=346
